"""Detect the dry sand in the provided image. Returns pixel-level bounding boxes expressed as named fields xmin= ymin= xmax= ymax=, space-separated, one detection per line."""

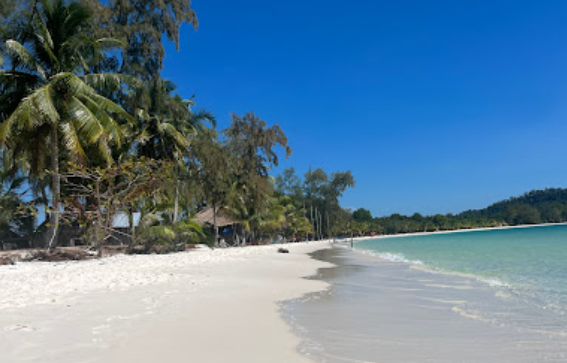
xmin=0 ymin=242 xmax=332 ymax=363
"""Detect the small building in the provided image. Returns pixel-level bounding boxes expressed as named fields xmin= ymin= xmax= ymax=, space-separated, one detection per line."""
xmin=194 ymin=206 xmax=242 ymax=246
xmin=110 ymin=211 xmax=142 ymax=245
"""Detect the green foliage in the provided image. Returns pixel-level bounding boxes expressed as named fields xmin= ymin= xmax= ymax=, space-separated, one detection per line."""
xmin=223 ymin=112 xmax=292 ymax=236
xmin=0 ymin=163 xmax=27 ymax=233
xmin=135 ymin=213 xmax=203 ymax=253
xmin=303 ymin=167 xmax=355 ymax=238
xmin=275 ymin=167 xmax=302 ymax=198
xmin=81 ymin=0 xmax=198 ymax=78
xmin=353 ymin=208 xmax=372 ymax=223
xmin=0 ymin=0 xmax=351 ymax=253
xmin=353 ymin=188 xmax=567 ymax=236
xmin=58 ymin=159 xmax=173 ymax=255
xmin=273 ymin=167 xmax=356 ymax=240
xmin=0 ymin=0 xmax=131 ymax=175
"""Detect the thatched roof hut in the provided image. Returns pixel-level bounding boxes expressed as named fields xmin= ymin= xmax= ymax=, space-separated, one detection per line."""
xmin=194 ymin=206 xmax=239 ymax=228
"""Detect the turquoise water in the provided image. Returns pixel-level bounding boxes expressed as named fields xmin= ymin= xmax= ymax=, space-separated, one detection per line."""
xmin=355 ymin=225 xmax=567 ymax=314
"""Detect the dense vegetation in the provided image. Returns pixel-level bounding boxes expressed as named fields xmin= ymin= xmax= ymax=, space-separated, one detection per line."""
xmin=0 ymin=0 xmax=355 ymax=253
xmin=3 ymin=1 xmax=563 ymax=254
xmin=352 ymin=189 xmax=567 ymax=236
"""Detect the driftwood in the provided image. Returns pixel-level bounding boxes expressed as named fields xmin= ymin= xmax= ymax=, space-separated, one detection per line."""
xmin=22 ymin=248 xmax=96 ymax=262
xmin=0 ymin=256 xmax=15 ymax=265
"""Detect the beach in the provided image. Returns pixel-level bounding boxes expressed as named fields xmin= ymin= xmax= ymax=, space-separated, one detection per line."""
xmin=3 ymin=225 xmax=567 ymax=363
xmin=285 ymin=245 xmax=567 ymax=363
xmin=0 ymin=242 xmax=332 ymax=363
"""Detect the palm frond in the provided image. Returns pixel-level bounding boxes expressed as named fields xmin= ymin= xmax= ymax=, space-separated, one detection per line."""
xmin=162 ymin=122 xmax=190 ymax=150
xmin=138 ymin=213 xmax=161 ymax=230
xmin=52 ymin=72 xmax=95 ymax=98
xmin=141 ymin=225 xmax=176 ymax=241
xmin=33 ymin=16 xmax=58 ymax=68
xmin=4 ymin=40 xmax=47 ymax=81
xmin=67 ymin=96 xmax=104 ymax=144
xmin=59 ymin=122 xmax=86 ymax=161
xmin=0 ymin=86 xmax=56 ymax=141
xmin=29 ymin=84 xmax=59 ymax=124
xmin=82 ymin=73 xmax=141 ymax=91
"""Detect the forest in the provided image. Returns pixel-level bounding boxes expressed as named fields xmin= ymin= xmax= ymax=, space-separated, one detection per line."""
xmin=0 ymin=0 xmax=355 ymax=254
xmin=351 ymin=188 xmax=567 ymax=235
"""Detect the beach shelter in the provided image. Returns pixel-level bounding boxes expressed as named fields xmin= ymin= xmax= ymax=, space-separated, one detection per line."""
xmin=194 ymin=206 xmax=243 ymax=246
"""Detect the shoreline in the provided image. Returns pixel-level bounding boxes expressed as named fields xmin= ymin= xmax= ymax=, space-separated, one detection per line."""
xmin=342 ymin=221 xmax=567 ymax=243
xmin=286 ymin=247 xmax=567 ymax=363
xmin=0 ymin=241 xmax=334 ymax=363
xmin=346 ymin=222 xmax=567 ymax=290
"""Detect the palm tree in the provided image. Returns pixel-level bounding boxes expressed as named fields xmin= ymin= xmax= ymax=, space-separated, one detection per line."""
xmin=134 ymin=213 xmax=203 ymax=253
xmin=0 ymin=0 xmax=131 ymax=250
xmin=133 ymin=78 xmax=216 ymax=222
xmin=133 ymin=79 xmax=215 ymax=160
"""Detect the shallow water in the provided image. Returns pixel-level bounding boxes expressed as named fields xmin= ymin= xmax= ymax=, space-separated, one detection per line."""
xmin=283 ymin=246 xmax=567 ymax=363
xmin=356 ymin=225 xmax=567 ymax=315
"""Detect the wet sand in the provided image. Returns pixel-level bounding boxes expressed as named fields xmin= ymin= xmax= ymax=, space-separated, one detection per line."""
xmin=283 ymin=247 xmax=567 ymax=363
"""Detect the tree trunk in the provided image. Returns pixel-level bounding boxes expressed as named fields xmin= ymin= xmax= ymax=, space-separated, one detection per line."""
xmin=213 ymin=203 xmax=218 ymax=247
xmin=316 ymin=208 xmax=321 ymax=241
xmin=350 ymin=216 xmax=354 ymax=248
xmin=128 ymin=208 xmax=136 ymax=247
xmin=310 ymin=205 xmax=314 ymax=241
xmin=318 ymin=211 xmax=323 ymax=240
xmin=47 ymin=124 xmax=60 ymax=252
xmin=95 ymin=179 xmax=103 ymax=258
xmin=326 ymin=211 xmax=330 ymax=239
xmin=173 ymin=178 xmax=180 ymax=222
xmin=303 ymin=200 xmax=308 ymax=242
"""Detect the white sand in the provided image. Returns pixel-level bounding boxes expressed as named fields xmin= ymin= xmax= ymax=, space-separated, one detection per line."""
xmin=0 ymin=242 xmax=332 ymax=363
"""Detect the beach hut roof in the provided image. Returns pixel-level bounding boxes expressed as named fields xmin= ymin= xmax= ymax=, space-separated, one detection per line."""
xmin=194 ymin=206 xmax=238 ymax=228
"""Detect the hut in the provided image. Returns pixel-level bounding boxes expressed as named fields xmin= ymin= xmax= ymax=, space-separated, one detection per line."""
xmin=194 ymin=206 xmax=242 ymax=246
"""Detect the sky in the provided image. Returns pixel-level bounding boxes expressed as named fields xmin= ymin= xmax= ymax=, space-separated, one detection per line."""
xmin=162 ymin=0 xmax=567 ymax=217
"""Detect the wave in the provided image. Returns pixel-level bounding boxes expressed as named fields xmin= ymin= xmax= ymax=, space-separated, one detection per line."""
xmin=354 ymin=248 xmax=424 ymax=265
xmin=352 ymin=247 xmax=509 ymax=289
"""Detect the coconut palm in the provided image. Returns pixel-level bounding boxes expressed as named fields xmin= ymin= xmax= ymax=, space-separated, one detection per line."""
xmin=132 ymin=78 xmax=216 ymax=222
xmin=0 ymin=0 xmax=132 ymax=250
xmin=134 ymin=78 xmax=202 ymax=160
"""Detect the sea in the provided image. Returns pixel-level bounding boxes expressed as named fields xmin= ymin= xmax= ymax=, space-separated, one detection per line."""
xmin=283 ymin=225 xmax=567 ymax=363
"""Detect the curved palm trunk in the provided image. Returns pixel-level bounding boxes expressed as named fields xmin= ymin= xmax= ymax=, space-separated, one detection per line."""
xmin=47 ymin=124 xmax=60 ymax=251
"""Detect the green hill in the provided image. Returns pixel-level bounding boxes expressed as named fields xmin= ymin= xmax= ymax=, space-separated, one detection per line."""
xmin=460 ymin=188 xmax=567 ymax=225
xmin=354 ymin=188 xmax=567 ymax=235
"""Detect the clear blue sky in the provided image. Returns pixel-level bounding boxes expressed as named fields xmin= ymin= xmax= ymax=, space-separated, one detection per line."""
xmin=162 ymin=0 xmax=567 ymax=217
